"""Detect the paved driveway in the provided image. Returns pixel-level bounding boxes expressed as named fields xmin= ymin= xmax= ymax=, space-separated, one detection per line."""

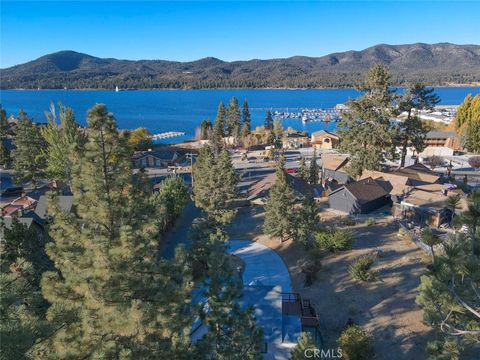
xmin=227 ymin=240 xmax=293 ymax=292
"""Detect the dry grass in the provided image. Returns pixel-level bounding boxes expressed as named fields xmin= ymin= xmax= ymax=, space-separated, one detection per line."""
xmin=229 ymin=206 xmax=434 ymax=360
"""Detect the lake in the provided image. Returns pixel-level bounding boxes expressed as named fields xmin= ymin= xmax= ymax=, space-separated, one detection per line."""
xmin=1 ymin=87 xmax=480 ymax=143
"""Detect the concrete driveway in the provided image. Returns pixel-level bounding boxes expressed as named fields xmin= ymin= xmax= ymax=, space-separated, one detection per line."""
xmin=227 ymin=240 xmax=293 ymax=293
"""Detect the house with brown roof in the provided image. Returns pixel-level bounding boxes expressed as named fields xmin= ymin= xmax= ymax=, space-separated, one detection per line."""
xmin=393 ymin=184 xmax=466 ymax=227
xmin=132 ymin=148 xmax=180 ymax=168
xmin=390 ymin=163 xmax=440 ymax=186
xmin=1 ymin=196 xmax=37 ymax=217
xmin=248 ymin=172 xmax=323 ymax=206
xmin=311 ymin=130 xmax=340 ymax=150
xmin=419 ymin=131 xmax=462 ymax=157
xmin=321 ymin=153 xmax=351 ymax=185
xmin=359 ymin=170 xmax=413 ymax=201
xmin=328 ymin=177 xmax=391 ymax=214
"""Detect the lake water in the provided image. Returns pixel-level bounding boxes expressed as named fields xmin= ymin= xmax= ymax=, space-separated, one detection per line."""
xmin=1 ymin=87 xmax=479 ymax=143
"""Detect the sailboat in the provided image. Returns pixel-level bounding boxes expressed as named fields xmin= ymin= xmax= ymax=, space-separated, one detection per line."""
xmin=115 ymin=86 xmax=119 ymax=92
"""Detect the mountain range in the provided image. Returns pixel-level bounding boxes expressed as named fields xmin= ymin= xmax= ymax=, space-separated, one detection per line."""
xmin=2 ymin=43 xmax=480 ymax=89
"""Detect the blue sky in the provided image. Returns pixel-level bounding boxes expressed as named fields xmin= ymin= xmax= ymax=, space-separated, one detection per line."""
xmin=1 ymin=1 xmax=479 ymax=68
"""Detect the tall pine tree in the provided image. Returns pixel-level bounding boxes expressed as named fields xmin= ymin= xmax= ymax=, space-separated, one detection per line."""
xmin=12 ymin=110 xmax=46 ymax=188
xmin=35 ymin=104 xmax=192 ymax=358
xmin=226 ymin=97 xmax=241 ymax=140
xmin=0 ymin=106 xmax=11 ymax=167
xmin=263 ymin=155 xmax=297 ymax=241
xmin=308 ymin=148 xmax=320 ymax=185
xmin=338 ymin=64 xmax=397 ymax=178
xmin=212 ymin=101 xmax=227 ymax=154
xmin=241 ymin=100 xmax=251 ymax=138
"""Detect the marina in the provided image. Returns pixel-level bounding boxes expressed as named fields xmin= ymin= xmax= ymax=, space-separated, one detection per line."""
xmin=273 ymin=106 xmax=343 ymax=123
xmin=150 ymin=131 xmax=186 ymax=140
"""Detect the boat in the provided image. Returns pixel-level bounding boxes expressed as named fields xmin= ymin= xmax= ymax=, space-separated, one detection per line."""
xmin=115 ymin=86 xmax=119 ymax=92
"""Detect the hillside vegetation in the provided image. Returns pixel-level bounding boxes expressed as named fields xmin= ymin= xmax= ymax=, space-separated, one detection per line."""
xmin=1 ymin=43 xmax=480 ymax=89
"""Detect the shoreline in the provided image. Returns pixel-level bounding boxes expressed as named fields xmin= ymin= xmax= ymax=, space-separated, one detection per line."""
xmin=2 ymin=84 xmax=480 ymax=92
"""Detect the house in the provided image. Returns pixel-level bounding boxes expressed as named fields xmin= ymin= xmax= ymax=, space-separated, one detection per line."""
xmin=282 ymin=132 xmax=310 ymax=149
xmin=420 ymin=131 xmax=462 ymax=156
xmin=311 ymin=130 xmax=340 ymax=150
xmin=328 ymin=177 xmax=391 ymax=214
xmin=248 ymin=172 xmax=324 ymax=205
xmin=321 ymin=153 xmax=351 ymax=185
xmin=132 ymin=148 xmax=180 ymax=168
xmin=360 ymin=170 xmax=413 ymax=201
xmin=1 ymin=196 xmax=37 ymax=216
xmin=391 ymin=163 xmax=440 ymax=186
xmin=392 ymin=185 xmax=467 ymax=227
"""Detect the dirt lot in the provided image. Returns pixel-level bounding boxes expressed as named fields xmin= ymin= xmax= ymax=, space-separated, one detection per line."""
xmin=229 ymin=206 xmax=434 ymax=360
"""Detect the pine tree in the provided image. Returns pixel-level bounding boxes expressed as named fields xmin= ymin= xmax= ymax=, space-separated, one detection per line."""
xmin=308 ymin=148 xmax=320 ymax=184
xmin=298 ymin=156 xmax=309 ymax=182
xmin=263 ymin=155 xmax=297 ymax=241
xmin=338 ymin=64 xmax=397 ymax=178
xmin=41 ymin=104 xmax=85 ymax=184
xmin=295 ymin=194 xmax=319 ymax=249
xmin=193 ymin=227 xmax=263 ymax=359
xmin=455 ymin=94 xmax=480 ymax=154
xmin=193 ymin=146 xmax=237 ymax=225
xmin=199 ymin=119 xmax=213 ymax=140
xmin=416 ymin=233 xmax=480 ymax=356
xmin=212 ymin=101 xmax=227 ymax=154
xmin=226 ymin=97 xmax=241 ymax=140
xmin=12 ymin=110 xmax=46 ymax=188
xmin=396 ymin=84 xmax=439 ymax=167
xmin=0 ymin=106 xmax=11 ymax=167
xmin=459 ymin=190 xmax=480 ymax=256
xmin=0 ymin=258 xmax=49 ymax=360
xmin=34 ymin=104 xmax=192 ymax=358
xmin=291 ymin=332 xmax=317 ymax=360
xmin=264 ymin=111 xmax=273 ymax=130
xmin=241 ymin=100 xmax=251 ymax=137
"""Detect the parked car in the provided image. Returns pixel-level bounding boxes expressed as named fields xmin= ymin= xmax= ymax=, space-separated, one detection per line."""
xmin=286 ymin=168 xmax=297 ymax=174
xmin=1 ymin=186 xmax=23 ymax=198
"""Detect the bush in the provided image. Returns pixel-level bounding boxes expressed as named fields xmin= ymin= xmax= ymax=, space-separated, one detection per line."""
xmin=365 ymin=218 xmax=376 ymax=226
xmin=343 ymin=218 xmax=357 ymax=226
xmin=338 ymin=325 xmax=374 ymax=360
xmin=315 ymin=229 xmax=354 ymax=252
xmin=349 ymin=254 xmax=377 ymax=282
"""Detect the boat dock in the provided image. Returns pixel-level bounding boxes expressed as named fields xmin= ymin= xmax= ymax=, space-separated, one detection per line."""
xmin=151 ymin=131 xmax=186 ymax=140
xmin=273 ymin=107 xmax=344 ymax=123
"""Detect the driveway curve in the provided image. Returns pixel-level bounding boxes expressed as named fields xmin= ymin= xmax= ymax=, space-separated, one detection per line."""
xmin=227 ymin=240 xmax=293 ymax=293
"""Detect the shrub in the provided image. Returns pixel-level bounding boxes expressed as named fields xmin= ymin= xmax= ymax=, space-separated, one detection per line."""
xmin=343 ymin=218 xmax=357 ymax=226
xmin=468 ymin=156 xmax=480 ymax=170
xmin=315 ymin=229 xmax=354 ymax=252
xmin=349 ymin=254 xmax=377 ymax=281
xmin=338 ymin=325 xmax=374 ymax=360
xmin=365 ymin=218 xmax=376 ymax=226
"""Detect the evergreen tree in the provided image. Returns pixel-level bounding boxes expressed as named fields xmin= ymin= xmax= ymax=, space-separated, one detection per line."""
xmin=241 ymin=100 xmax=251 ymax=137
xmin=416 ymin=233 xmax=480 ymax=357
xmin=298 ymin=156 xmax=309 ymax=182
xmin=41 ymin=104 xmax=85 ymax=184
xmin=34 ymin=104 xmax=192 ymax=358
xmin=295 ymin=193 xmax=319 ymax=249
xmin=459 ymin=190 xmax=480 ymax=256
xmin=308 ymin=148 xmax=320 ymax=184
xmin=226 ymin=97 xmax=241 ymax=140
xmin=193 ymin=146 xmax=238 ymax=225
xmin=338 ymin=64 xmax=397 ymax=178
xmin=396 ymin=84 xmax=439 ymax=167
xmin=291 ymin=332 xmax=317 ymax=360
xmin=0 ymin=106 xmax=11 ymax=167
xmin=195 ymin=239 xmax=263 ymax=359
xmin=152 ymin=175 xmax=190 ymax=232
xmin=199 ymin=119 xmax=213 ymax=140
xmin=12 ymin=110 xmax=46 ymax=188
xmin=0 ymin=258 xmax=49 ymax=360
xmin=421 ymin=228 xmax=442 ymax=266
xmin=264 ymin=111 xmax=273 ymax=130
xmin=212 ymin=101 xmax=227 ymax=154
xmin=263 ymin=155 xmax=297 ymax=241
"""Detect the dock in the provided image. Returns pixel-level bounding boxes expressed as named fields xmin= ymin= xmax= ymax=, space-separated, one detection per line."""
xmin=150 ymin=131 xmax=186 ymax=140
